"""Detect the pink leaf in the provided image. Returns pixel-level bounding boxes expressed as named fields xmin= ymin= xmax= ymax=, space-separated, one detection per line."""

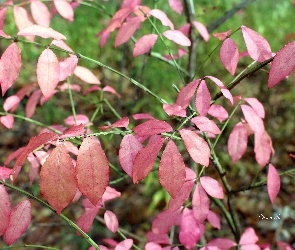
xmin=241 ymin=25 xmax=272 ymax=62
xmin=0 ymin=115 xmax=14 ymax=129
xmin=241 ymin=105 xmax=265 ymax=134
xmin=76 ymin=137 xmax=109 ymax=205
xmin=99 ymin=117 xmax=129 ymax=130
xmin=196 ymin=80 xmax=211 ymax=116
xmin=76 ymin=206 xmax=100 ymax=234
xmin=103 ymin=86 xmax=121 ymax=98
xmin=168 ymin=0 xmax=183 ymax=14
xmin=267 ymin=164 xmax=280 ymax=204
xmin=5 ymin=200 xmax=31 ymax=246
xmin=18 ymin=25 xmax=66 ymax=40
xmin=213 ymin=30 xmax=232 ymax=41
xmin=145 ymin=242 xmax=163 ymax=250
xmin=132 ymin=119 xmax=173 ymax=136
xmin=104 ymin=210 xmax=119 ymax=233
xmin=163 ymin=104 xmax=186 ymax=117
xmin=0 ymin=8 xmax=7 ymax=30
xmin=207 ymin=210 xmax=221 ymax=230
xmin=150 ymin=9 xmax=174 ymax=30
xmin=180 ymin=129 xmax=210 ymax=167
xmin=191 ymin=116 xmax=221 ymax=134
xmin=192 ymin=21 xmax=209 ymax=42
xmin=54 ymin=0 xmax=74 ymax=22
xmin=13 ymin=6 xmax=34 ymax=34
xmin=220 ymin=38 xmax=239 ymax=75
xmin=239 ymin=228 xmax=259 ymax=245
xmin=0 ymin=185 xmax=11 ymax=236
xmin=40 ymin=144 xmax=77 ymax=214
xmin=206 ymin=238 xmax=237 ymax=250
xmin=178 ymin=23 xmax=190 ymax=36
xmin=133 ymin=137 xmax=165 ymax=183
xmin=115 ymin=16 xmax=142 ymax=47
xmin=105 ymin=7 xmax=133 ymax=33
xmin=200 ymin=176 xmax=224 ymax=199
xmin=64 ymin=114 xmax=89 ymax=125
xmin=146 ymin=231 xmax=171 ymax=245
xmin=115 ymin=239 xmax=133 ymax=250
xmin=268 ymin=41 xmax=295 ymax=88
xmin=244 ymin=98 xmax=265 ymax=119
xmin=37 ymin=48 xmax=60 ymax=101
xmin=59 ymin=56 xmax=78 ymax=81
xmin=133 ymin=34 xmax=158 ymax=57
xmin=227 ymin=122 xmax=248 ymax=164
xmin=30 ymin=0 xmax=51 ymax=27
xmin=159 ymin=140 xmax=186 ymax=198
xmin=152 ymin=209 xmax=181 ymax=234
xmin=0 ymin=167 xmax=13 ymax=181
xmin=176 ymin=80 xmax=199 ymax=109
xmin=163 ymin=30 xmax=191 ymax=46
xmin=192 ymin=183 xmax=210 ymax=223
xmin=3 ymin=95 xmax=20 ymax=112
xmin=26 ymin=90 xmax=42 ymax=118
xmin=254 ymin=131 xmax=272 ymax=167
xmin=74 ymin=66 xmax=100 ymax=84
xmin=208 ymin=104 xmax=229 ymax=122
xmin=132 ymin=113 xmax=155 ymax=120
xmin=61 ymin=124 xmax=84 ymax=138
xmin=0 ymin=43 xmax=22 ymax=96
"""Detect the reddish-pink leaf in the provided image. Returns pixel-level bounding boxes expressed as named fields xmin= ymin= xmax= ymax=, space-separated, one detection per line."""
xmin=208 ymin=104 xmax=229 ymax=122
xmin=132 ymin=113 xmax=155 ymax=120
xmin=163 ymin=104 xmax=186 ymax=117
xmin=30 ymin=0 xmax=51 ymax=27
xmin=176 ymin=80 xmax=199 ymax=109
xmin=0 ymin=115 xmax=14 ymax=129
xmin=54 ymin=0 xmax=74 ymax=22
xmin=133 ymin=34 xmax=158 ymax=57
xmin=207 ymin=210 xmax=221 ymax=230
xmin=18 ymin=25 xmax=66 ymax=40
xmin=206 ymin=76 xmax=233 ymax=105
xmin=61 ymin=124 xmax=84 ymax=138
xmin=132 ymin=119 xmax=173 ymax=136
xmin=115 ymin=16 xmax=142 ymax=47
xmin=74 ymin=66 xmax=100 ymax=84
xmin=133 ymin=137 xmax=165 ymax=183
xmin=191 ymin=116 xmax=221 ymax=134
xmin=0 ymin=185 xmax=11 ymax=236
xmin=213 ymin=30 xmax=232 ymax=41
xmin=0 ymin=43 xmax=22 ymax=96
xmin=192 ymin=21 xmax=209 ymax=42
xmin=150 ymin=9 xmax=174 ymax=30
xmin=267 ymin=164 xmax=280 ymax=204
xmin=163 ymin=30 xmax=191 ymax=46
xmin=37 ymin=48 xmax=60 ymax=101
xmin=0 ymin=167 xmax=12 ymax=181
xmin=244 ymin=98 xmax=265 ymax=119
xmin=159 ymin=140 xmax=185 ymax=198
xmin=152 ymin=209 xmax=181 ymax=234
xmin=168 ymin=0 xmax=183 ymax=14
xmin=146 ymin=231 xmax=170 ymax=245
xmin=105 ymin=7 xmax=133 ymax=33
xmin=241 ymin=105 xmax=265 ymax=134
xmin=220 ymin=38 xmax=239 ymax=75
xmin=58 ymin=56 xmax=78 ymax=81
xmin=179 ymin=208 xmax=201 ymax=249
xmin=5 ymin=200 xmax=31 ymax=246
xmin=268 ymin=41 xmax=295 ymax=88
xmin=178 ymin=23 xmax=190 ymax=36
xmin=196 ymin=80 xmax=211 ymax=116
xmin=239 ymin=228 xmax=259 ymax=245
xmin=119 ymin=135 xmax=143 ymax=177
xmin=180 ymin=129 xmax=210 ymax=167
xmin=241 ymin=25 xmax=272 ymax=62
xmin=99 ymin=117 xmax=129 ymax=130
xmin=3 ymin=95 xmax=20 ymax=112
xmin=206 ymin=238 xmax=237 ymax=250
xmin=76 ymin=137 xmax=109 ymax=205
xmin=104 ymin=210 xmax=119 ymax=233
xmin=200 ymin=176 xmax=224 ymax=199
xmin=76 ymin=206 xmax=100 ymax=234
xmin=26 ymin=90 xmax=42 ymax=118
xmin=115 ymin=239 xmax=133 ymax=250
xmin=64 ymin=114 xmax=89 ymax=125
xmin=228 ymin=122 xmax=248 ymax=164
xmin=192 ymin=183 xmax=210 ymax=223
xmin=40 ymin=144 xmax=77 ymax=214
xmin=254 ymin=131 xmax=272 ymax=167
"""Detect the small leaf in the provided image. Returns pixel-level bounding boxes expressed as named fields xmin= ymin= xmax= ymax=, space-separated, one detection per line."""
xmin=191 ymin=116 xmax=221 ymax=135
xmin=267 ymin=164 xmax=280 ymax=204
xmin=241 ymin=105 xmax=265 ymax=134
xmin=74 ymin=66 xmax=100 ymax=84
xmin=99 ymin=117 xmax=129 ymax=130
xmin=213 ymin=30 xmax=232 ymax=41
xmin=168 ymin=0 xmax=183 ymax=14
xmin=59 ymin=56 xmax=78 ymax=81
xmin=0 ymin=167 xmax=13 ymax=181
xmin=200 ymin=176 xmax=224 ymax=199
xmin=0 ymin=185 xmax=11 ymax=236
xmin=3 ymin=95 xmax=20 ymax=112
xmin=132 ymin=119 xmax=173 ymax=136
xmin=104 ymin=210 xmax=119 ymax=233
xmin=206 ymin=76 xmax=233 ymax=105
xmin=30 ymin=0 xmax=51 ymax=27
xmin=196 ymin=80 xmax=211 ymax=116
xmin=0 ymin=115 xmax=14 ymax=129
xmin=133 ymin=34 xmax=158 ymax=57
xmin=206 ymin=238 xmax=237 ymax=250
xmin=76 ymin=205 xmax=100 ymax=234
xmin=64 ymin=114 xmax=90 ymax=125
xmin=18 ymin=25 xmax=66 ymax=40
xmin=163 ymin=30 xmax=191 ymax=46
xmin=220 ymin=38 xmax=239 ymax=75
xmin=207 ymin=210 xmax=221 ymax=230
xmin=176 ymin=80 xmax=199 ymax=109
xmin=13 ymin=6 xmax=34 ymax=33
xmin=152 ymin=209 xmax=181 ymax=234
xmin=239 ymin=228 xmax=259 ymax=245
xmin=254 ymin=131 xmax=272 ymax=167
xmin=208 ymin=104 xmax=229 ymax=122
xmin=163 ymin=103 xmax=186 ymax=117
xmin=192 ymin=183 xmax=210 ymax=223
xmin=150 ymin=9 xmax=174 ymax=30
xmin=192 ymin=21 xmax=209 ymax=42
xmin=54 ymin=0 xmax=74 ymax=22
xmin=26 ymin=90 xmax=42 ymax=118
xmin=115 ymin=239 xmax=133 ymax=250
xmin=244 ymin=98 xmax=265 ymax=119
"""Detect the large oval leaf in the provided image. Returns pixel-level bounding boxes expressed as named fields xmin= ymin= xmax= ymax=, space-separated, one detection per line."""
xmin=163 ymin=30 xmax=191 ymax=46
xmin=220 ymin=38 xmax=239 ymax=75
xmin=133 ymin=34 xmax=158 ymax=57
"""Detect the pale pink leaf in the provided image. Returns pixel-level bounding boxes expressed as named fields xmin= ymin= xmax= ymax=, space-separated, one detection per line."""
xmin=176 ymin=80 xmax=199 ymax=109
xmin=133 ymin=34 xmax=158 ymax=57
xmin=115 ymin=16 xmax=142 ymax=47
xmin=244 ymin=98 xmax=265 ymax=119
xmin=208 ymin=104 xmax=229 ymax=122
xmin=13 ymin=6 xmax=34 ymax=32
xmin=207 ymin=210 xmax=221 ymax=230
xmin=163 ymin=104 xmax=186 ymax=117
xmin=163 ymin=30 xmax=191 ymax=46
xmin=76 ymin=137 xmax=109 ymax=205
xmin=0 ymin=43 xmax=22 ymax=96
xmin=105 ymin=7 xmax=133 ymax=33
xmin=64 ymin=114 xmax=89 ymax=125
xmin=145 ymin=242 xmax=162 ymax=250
xmin=228 ymin=122 xmax=248 ymax=164
xmin=74 ymin=66 xmax=100 ymax=84
xmin=159 ymin=140 xmax=185 ymax=198
xmin=76 ymin=206 xmax=100 ymax=234
xmin=152 ymin=209 xmax=181 ymax=234
xmin=99 ymin=117 xmax=129 ymax=130
xmin=40 ymin=144 xmax=77 ymax=214
xmin=104 ymin=210 xmax=119 ymax=233
xmin=180 ymin=129 xmax=210 ymax=167
xmin=254 ymin=131 xmax=272 ymax=167
xmin=59 ymin=56 xmax=78 ymax=81
xmin=5 ymin=200 xmax=31 ymax=246
xmin=115 ymin=239 xmax=133 ymax=250
xmin=61 ymin=124 xmax=84 ymax=138
xmin=213 ymin=30 xmax=232 ymax=41
xmin=196 ymin=80 xmax=211 ymax=116
xmin=37 ymin=48 xmax=60 ymax=101
xmin=132 ymin=119 xmax=173 ymax=136
xmin=30 ymin=0 xmax=51 ymax=27
xmin=192 ymin=21 xmax=209 ymax=42
xmin=26 ymin=90 xmax=42 ymax=118
xmin=191 ymin=116 xmax=221 ymax=134
xmin=0 ymin=8 xmax=7 ymax=30
xmin=206 ymin=238 xmax=237 ymax=250
xmin=200 ymin=176 xmax=224 ymax=199
xmin=0 ymin=185 xmax=11 ymax=236
xmin=241 ymin=25 xmax=272 ymax=62
xmin=18 ymin=25 xmax=66 ymax=40
xmin=220 ymin=38 xmax=239 ymax=75
xmin=103 ymin=86 xmax=121 ymax=98
xmin=239 ymin=228 xmax=259 ymax=245
xmin=133 ymin=137 xmax=165 ymax=183
xmin=241 ymin=105 xmax=264 ymax=134
xmin=51 ymin=40 xmax=73 ymax=52
xmin=0 ymin=167 xmax=12 ymax=181
xmin=168 ymin=0 xmax=183 ymax=14
xmin=54 ymin=0 xmax=74 ymax=22
xmin=267 ymin=164 xmax=280 ymax=204
xmin=3 ymin=95 xmax=20 ymax=112
xmin=192 ymin=183 xmax=210 ymax=223
xmin=150 ymin=9 xmax=174 ymax=30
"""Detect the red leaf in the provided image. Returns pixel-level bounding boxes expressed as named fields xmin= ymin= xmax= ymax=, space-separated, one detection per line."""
xmin=244 ymin=98 xmax=265 ymax=119
xmin=241 ymin=105 xmax=265 ymax=134
xmin=133 ymin=34 xmax=158 ymax=57
xmin=191 ymin=116 xmax=221 ymax=135
xmin=59 ymin=56 xmax=78 ymax=81
xmin=62 ymin=124 xmax=84 ymax=138
xmin=220 ymin=38 xmax=239 ymax=75
xmin=37 ymin=48 xmax=60 ymax=101
xmin=163 ymin=30 xmax=191 ymax=46
xmin=267 ymin=164 xmax=280 ymax=204
xmin=0 ymin=115 xmax=14 ymax=129
xmin=196 ymin=80 xmax=211 ymax=116
xmin=0 ymin=43 xmax=22 ymax=96
xmin=206 ymin=76 xmax=233 ymax=105
xmin=168 ymin=0 xmax=183 ymax=14
xmin=104 ymin=210 xmax=119 ymax=233
xmin=18 ymin=25 xmax=66 ymax=40
xmin=5 ymin=200 xmax=31 ymax=246
xmin=132 ymin=119 xmax=173 ymax=136
xmin=268 ymin=41 xmax=295 ymax=88
xmin=103 ymin=86 xmax=121 ymax=98
xmin=227 ymin=122 xmax=248 ymax=164
xmin=133 ymin=137 xmax=165 ymax=183
xmin=150 ymin=9 xmax=174 ymax=30
xmin=180 ymin=129 xmax=210 ymax=167
xmin=76 ymin=137 xmax=109 ymax=205
xmin=192 ymin=183 xmax=210 ymax=223
xmin=208 ymin=104 xmax=229 ymax=122
xmin=159 ymin=140 xmax=185 ymax=198
xmin=254 ymin=131 xmax=272 ymax=167
xmin=3 ymin=95 xmax=20 ymax=112
xmin=200 ymin=176 xmax=224 ymax=199
xmin=0 ymin=185 xmax=11 ymax=236
xmin=54 ymin=0 xmax=74 ymax=22
xmin=99 ymin=117 xmax=129 ymax=130
xmin=207 ymin=210 xmax=221 ymax=230
xmin=192 ymin=21 xmax=209 ymax=42
xmin=241 ymin=25 xmax=272 ymax=62
xmin=30 ymin=0 xmax=51 ymax=27
xmin=40 ymin=144 xmax=77 ymax=214
xmin=74 ymin=66 xmax=100 ymax=84
xmin=152 ymin=209 xmax=181 ymax=234
xmin=115 ymin=16 xmax=142 ymax=47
